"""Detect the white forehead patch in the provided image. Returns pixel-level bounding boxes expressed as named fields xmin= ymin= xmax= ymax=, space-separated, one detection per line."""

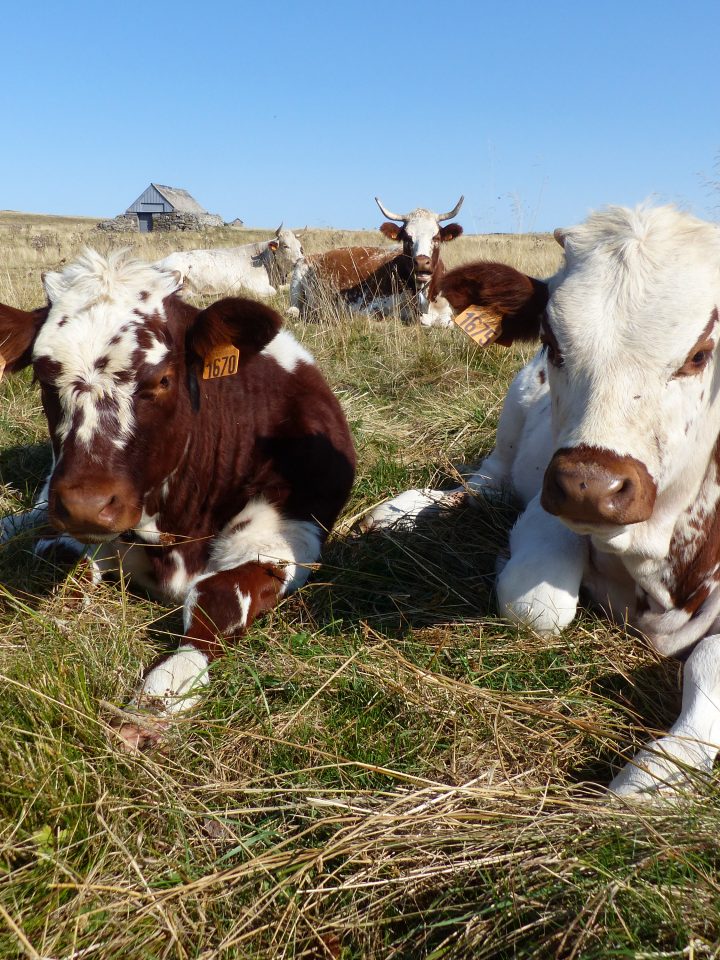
xmin=402 ymin=209 xmax=441 ymax=259
xmin=35 ymin=249 xmax=181 ymax=447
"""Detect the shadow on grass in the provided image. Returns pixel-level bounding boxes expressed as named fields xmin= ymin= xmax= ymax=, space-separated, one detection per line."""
xmin=569 ymin=659 xmax=682 ymax=788
xmin=309 ymin=494 xmax=519 ymax=637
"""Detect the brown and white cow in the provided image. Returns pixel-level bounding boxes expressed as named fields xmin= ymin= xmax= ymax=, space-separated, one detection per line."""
xmin=364 ymin=204 xmax=720 ymax=799
xmin=0 ymin=250 xmax=355 ymax=748
xmin=288 ymin=198 xmax=464 ymax=325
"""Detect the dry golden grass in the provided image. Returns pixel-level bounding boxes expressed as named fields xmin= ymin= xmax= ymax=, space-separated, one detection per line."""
xmin=0 ymin=214 xmax=717 ymax=960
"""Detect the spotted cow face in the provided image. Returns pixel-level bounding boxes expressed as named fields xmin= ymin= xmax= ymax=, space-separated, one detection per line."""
xmin=0 ymin=250 xmax=282 ymax=542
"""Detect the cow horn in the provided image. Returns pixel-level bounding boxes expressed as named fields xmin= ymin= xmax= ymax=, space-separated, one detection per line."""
xmin=375 ymin=197 xmax=406 ymax=222
xmin=275 ymin=223 xmax=283 ymax=235
xmin=437 ymin=196 xmax=464 ymax=222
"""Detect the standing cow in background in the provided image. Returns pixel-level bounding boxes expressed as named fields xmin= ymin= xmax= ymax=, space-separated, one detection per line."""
xmin=364 ymin=204 xmax=720 ymax=800
xmin=289 ymin=197 xmax=464 ymax=325
xmin=0 ymin=250 xmax=355 ymax=749
xmin=155 ymin=225 xmax=304 ymax=297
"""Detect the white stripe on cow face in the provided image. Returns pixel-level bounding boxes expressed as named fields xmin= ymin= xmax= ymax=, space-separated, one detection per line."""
xmin=401 ymin=209 xmax=441 ymax=262
xmin=34 ymin=250 xmax=182 ymax=449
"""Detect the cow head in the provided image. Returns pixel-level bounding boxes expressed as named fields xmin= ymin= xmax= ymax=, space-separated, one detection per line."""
xmin=440 ymin=205 xmax=720 ymax=555
xmin=375 ymin=197 xmax=464 ymax=290
xmin=267 ymin=224 xmax=304 ymax=278
xmin=0 ymin=250 xmax=281 ymax=542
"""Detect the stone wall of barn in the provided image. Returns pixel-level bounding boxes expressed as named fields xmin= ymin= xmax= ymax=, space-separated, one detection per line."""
xmin=96 ymin=214 xmax=140 ymax=232
xmin=152 ymin=212 xmax=224 ymax=231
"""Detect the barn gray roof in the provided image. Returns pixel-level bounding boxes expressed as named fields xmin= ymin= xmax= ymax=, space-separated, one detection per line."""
xmin=152 ymin=184 xmax=207 ymax=214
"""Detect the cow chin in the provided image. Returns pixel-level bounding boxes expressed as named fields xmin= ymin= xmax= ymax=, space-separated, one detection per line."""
xmin=557 ymin=517 xmax=636 ymax=555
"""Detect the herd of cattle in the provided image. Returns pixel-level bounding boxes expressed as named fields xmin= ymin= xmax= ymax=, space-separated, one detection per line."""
xmin=156 ymin=196 xmax=466 ymax=325
xmin=1 ymin=199 xmax=720 ymax=801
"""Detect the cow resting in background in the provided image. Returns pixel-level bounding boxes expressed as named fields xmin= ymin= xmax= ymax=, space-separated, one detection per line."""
xmin=154 ymin=225 xmax=304 ymax=297
xmin=0 ymin=250 xmax=355 ymax=749
xmin=288 ymin=197 xmax=463 ymax=325
xmin=363 ymin=204 xmax=720 ymax=799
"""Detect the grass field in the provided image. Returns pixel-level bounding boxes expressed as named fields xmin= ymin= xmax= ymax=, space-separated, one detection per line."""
xmin=1 ymin=213 xmax=719 ymax=960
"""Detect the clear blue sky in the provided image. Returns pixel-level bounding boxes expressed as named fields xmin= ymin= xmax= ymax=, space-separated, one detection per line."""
xmin=2 ymin=0 xmax=718 ymax=233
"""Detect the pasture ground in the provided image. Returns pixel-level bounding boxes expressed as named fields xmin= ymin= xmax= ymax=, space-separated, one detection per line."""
xmin=1 ymin=213 xmax=718 ymax=959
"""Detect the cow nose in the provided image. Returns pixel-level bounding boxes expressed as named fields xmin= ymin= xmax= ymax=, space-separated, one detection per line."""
xmin=414 ymin=256 xmax=432 ymax=274
xmin=541 ymin=447 xmax=656 ymax=525
xmin=52 ymin=482 xmax=124 ymax=534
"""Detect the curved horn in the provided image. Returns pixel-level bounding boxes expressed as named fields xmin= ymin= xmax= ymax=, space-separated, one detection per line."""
xmin=275 ymin=222 xmax=283 ymax=235
xmin=437 ymin=196 xmax=464 ymax=222
xmin=375 ymin=197 xmax=406 ymax=222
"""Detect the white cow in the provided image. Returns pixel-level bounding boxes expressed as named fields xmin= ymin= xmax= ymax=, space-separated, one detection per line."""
xmin=364 ymin=204 xmax=720 ymax=800
xmin=155 ymin=226 xmax=304 ymax=297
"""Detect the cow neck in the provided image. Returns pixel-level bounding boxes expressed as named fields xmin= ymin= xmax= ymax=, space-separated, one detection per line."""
xmin=629 ymin=432 xmax=720 ymax=657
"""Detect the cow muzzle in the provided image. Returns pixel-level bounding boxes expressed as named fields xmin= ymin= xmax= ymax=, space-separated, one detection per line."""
xmin=413 ymin=256 xmax=433 ymax=282
xmin=541 ymin=446 xmax=656 ymax=526
xmin=50 ymin=476 xmax=142 ymax=541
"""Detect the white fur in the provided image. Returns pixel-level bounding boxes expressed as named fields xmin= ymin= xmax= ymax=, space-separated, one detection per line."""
xmin=261 ymin=329 xmax=314 ymax=373
xmin=155 ymin=229 xmax=303 ymax=298
xmin=610 ymin=635 xmax=720 ymax=798
xmin=497 ymin=494 xmax=586 ymax=634
xmin=208 ymin=497 xmax=322 ymax=594
xmin=130 ymin=645 xmax=210 ymax=715
xmin=360 ymin=489 xmax=453 ymax=532
xmin=35 ymin=250 xmax=180 ymax=449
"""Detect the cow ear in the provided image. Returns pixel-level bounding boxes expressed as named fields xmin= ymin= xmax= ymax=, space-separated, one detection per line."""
xmin=439 ymin=262 xmax=549 ymax=346
xmin=0 ymin=303 xmax=49 ymax=379
xmin=439 ymin=223 xmax=463 ymax=242
xmin=268 ymin=240 xmax=279 ymax=252
xmin=187 ymin=297 xmax=283 ymax=365
xmin=379 ymin=222 xmax=402 ymax=241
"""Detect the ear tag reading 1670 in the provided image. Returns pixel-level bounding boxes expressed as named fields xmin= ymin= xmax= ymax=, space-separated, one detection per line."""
xmin=202 ymin=343 xmax=240 ymax=380
xmin=452 ymin=304 xmax=504 ymax=346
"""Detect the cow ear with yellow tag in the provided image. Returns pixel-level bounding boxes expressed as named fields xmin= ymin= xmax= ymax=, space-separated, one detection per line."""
xmin=439 ymin=261 xmax=549 ymax=346
xmin=187 ymin=297 xmax=283 ymax=397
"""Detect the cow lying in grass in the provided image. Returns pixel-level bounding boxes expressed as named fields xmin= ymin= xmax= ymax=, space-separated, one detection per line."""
xmin=364 ymin=204 xmax=720 ymax=799
xmin=0 ymin=250 xmax=355 ymax=749
xmin=155 ymin=225 xmax=304 ymax=297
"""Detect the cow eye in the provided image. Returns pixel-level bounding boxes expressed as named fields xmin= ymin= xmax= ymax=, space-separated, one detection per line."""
xmin=675 ymin=341 xmax=714 ymax=377
xmin=159 ymin=376 xmax=171 ymax=389
xmin=541 ymin=332 xmax=564 ymax=368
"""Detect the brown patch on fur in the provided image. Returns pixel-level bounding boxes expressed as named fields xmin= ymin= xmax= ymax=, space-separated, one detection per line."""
xmin=667 ymin=434 xmax=720 ymax=613
xmin=437 ymin=262 xmax=549 ymax=345
xmin=0 ymin=303 xmax=49 ymax=372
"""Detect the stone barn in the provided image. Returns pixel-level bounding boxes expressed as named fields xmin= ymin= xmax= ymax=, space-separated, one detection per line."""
xmin=98 ymin=184 xmax=224 ymax=233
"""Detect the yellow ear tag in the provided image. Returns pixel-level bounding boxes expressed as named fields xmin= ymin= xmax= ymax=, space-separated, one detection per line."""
xmin=452 ymin=304 xmax=504 ymax=346
xmin=202 ymin=343 xmax=240 ymax=380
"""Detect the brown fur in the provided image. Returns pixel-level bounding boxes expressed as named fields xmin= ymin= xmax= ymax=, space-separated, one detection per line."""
xmin=436 ymin=261 xmax=549 ymax=345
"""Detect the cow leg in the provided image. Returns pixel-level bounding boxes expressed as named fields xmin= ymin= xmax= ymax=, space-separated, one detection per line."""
xmin=497 ymin=494 xmax=586 ymax=635
xmin=609 ymin=635 xmax=720 ymax=800
xmin=112 ymin=562 xmax=284 ymax=751
xmin=0 ymin=478 xmax=50 ymax=543
xmin=113 ymin=507 xmax=323 ymax=750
